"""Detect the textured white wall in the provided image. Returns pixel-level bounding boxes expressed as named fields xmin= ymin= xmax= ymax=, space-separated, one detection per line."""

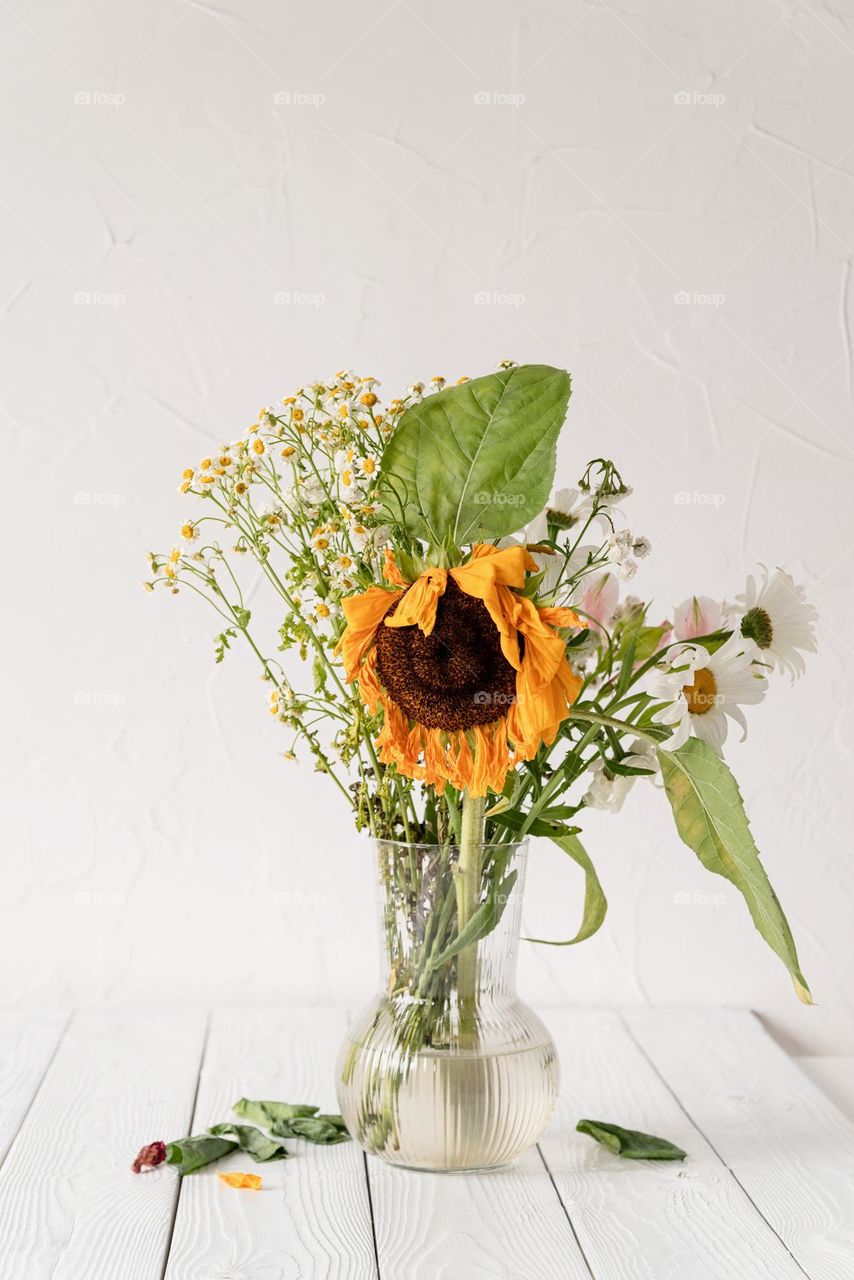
xmin=2 ymin=0 xmax=852 ymax=1054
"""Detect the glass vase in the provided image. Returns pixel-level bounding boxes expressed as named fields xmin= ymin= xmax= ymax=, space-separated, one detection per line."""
xmin=336 ymin=838 xmax=559 ymax=1172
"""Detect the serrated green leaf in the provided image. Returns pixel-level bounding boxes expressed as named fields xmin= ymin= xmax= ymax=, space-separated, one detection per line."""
xmin=525 ymin=831 xmax=607 ymax=946
xmin=577 ymin=1119 xmax=686 ymax=1161
xmin=378 ymin=364 xmax=571 ymax=544
xmin=208 ymin=1123 xmax=289 ymax=1162
xmin=658 ymin=738 xmax=811 ymax=1003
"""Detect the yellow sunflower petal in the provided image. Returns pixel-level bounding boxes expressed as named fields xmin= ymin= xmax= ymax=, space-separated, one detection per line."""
xmin=383 ymin=568 xmax=447 ymax=636
xmin=338 ymin=586 xmax=403 ymax=680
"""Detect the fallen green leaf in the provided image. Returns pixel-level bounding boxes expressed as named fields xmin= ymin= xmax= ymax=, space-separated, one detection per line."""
xmin=232 ymin=1098 xmax=319 ymax=1126
xmin=276 ymin=1115 xmax=350 ymax=1144
xmin=576 ymin=1119 xmax=686 ymax=1161
xmin=165 ymin=1134 xmax=237 ymax=1175
xmin=208 ymin=1123 xmax=289 ymax=1162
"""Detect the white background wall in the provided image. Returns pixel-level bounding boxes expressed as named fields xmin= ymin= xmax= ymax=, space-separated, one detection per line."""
xmin=2 ymin=0 xmax=852 ymax=1054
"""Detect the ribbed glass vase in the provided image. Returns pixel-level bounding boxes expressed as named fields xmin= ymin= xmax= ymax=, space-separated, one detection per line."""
xmin=336 ymin=838 xmax=559 ymax=1172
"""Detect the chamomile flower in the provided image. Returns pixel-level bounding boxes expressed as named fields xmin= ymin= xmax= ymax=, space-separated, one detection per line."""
xmin=734 ymin=567 xmax=818 ymax=681
xmin=649 ymin=632 xmax=767 ymax=754
xmin=583 ymin=738 xmax=657 ymax=812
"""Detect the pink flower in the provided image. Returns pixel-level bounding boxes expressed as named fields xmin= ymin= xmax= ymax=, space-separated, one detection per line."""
xmin=577 ymin=573 xmax=620 ymax=632
xmin=673 ymin=595 xmax=723 ymax=642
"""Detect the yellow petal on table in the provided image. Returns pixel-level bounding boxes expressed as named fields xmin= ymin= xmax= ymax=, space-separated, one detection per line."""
xmin=218 ymin=1171 xmax=262 ymax=1190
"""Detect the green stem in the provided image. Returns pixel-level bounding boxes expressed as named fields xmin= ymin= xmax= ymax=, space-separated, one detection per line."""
xmin=455 ymin=791 xmax=485 ymax=1047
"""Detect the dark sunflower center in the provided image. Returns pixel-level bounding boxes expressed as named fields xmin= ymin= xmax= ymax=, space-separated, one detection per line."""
xmin=375 ymin=577 xmax=518 ymax=731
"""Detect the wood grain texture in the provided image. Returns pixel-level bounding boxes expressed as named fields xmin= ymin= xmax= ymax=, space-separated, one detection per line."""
xmin=794 ymin=1055 xmax=854 ymax=1124
xmin=164 ymin=1008 xmax=377 ymax=1280
xmin=625 ymin=1008 xmax=854 ymax=1280
xmin=0 ymin=1009 xmax=206 ymax=1280
xmin=539 ymin=1009 xmax=807 ymax=1280
xmin=369 ymin=1144 xmax=589 ymax=1280
xmin=0 ymin=1011 xmax=68 ymax=1165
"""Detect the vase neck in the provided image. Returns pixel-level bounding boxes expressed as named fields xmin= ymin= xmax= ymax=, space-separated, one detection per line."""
xmin=374 ymin=839 xmax=528 ymax=1003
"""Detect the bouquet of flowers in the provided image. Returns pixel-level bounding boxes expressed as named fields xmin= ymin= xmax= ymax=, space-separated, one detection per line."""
xmin=147 ymin=361 xmax=816 ymax=1164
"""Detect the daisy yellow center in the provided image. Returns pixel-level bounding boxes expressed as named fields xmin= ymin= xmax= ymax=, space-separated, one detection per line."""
xmin=682 ymin=667 xmax=717 ymax=715
xmin=741 ymin=606 xmax=773 ymax=650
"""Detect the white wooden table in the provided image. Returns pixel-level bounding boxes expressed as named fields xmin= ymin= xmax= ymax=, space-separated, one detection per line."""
xmin=1 ymin=1008 xmax=852 ymax=1279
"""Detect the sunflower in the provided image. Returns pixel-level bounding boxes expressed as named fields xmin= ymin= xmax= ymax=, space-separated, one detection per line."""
xmin=338 ymin=544 xmax=583 ymax=796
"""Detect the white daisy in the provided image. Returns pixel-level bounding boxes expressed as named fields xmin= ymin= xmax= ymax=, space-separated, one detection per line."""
xmin=734 ymin=567 xmax=817 ymax=680
xmin=649 ymin=632 xmax=767 ymax=754
xmin=526 ymin=487 xmax=599 ymax=543
xmin=583 ymin=738 xmax=657 ymax=813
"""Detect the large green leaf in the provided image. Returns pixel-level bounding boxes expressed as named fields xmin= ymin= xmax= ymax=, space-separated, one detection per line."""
xmin=658 ymin=738 xmax=811 ymax=1003
xmin=378 ymin=364 xmax=571 ymax=544
xmin=165 ymin=1134 xmax=237 ymax=1175
xmin=525 ymin=831 xmax=607 ymax=946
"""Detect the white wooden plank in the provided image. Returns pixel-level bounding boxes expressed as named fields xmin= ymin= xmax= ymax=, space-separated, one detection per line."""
xmin=795 ymin=1056 xmax=854 ymax=1124
xmin=539 ymin=1009 xmax=806 ymax=1280
xmin=368 ymin=1124 xmax=588 ymax=1277
xmin=0 ymin=1008 xmax=206 ymax=1280
xmin=0 ymin=1011 xmax=68 ymax=1164
xmin=624 ymin=1008 xmax=854 ymax=1280
xmin=164 ymin=1008 xmax=376 ymax=1280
